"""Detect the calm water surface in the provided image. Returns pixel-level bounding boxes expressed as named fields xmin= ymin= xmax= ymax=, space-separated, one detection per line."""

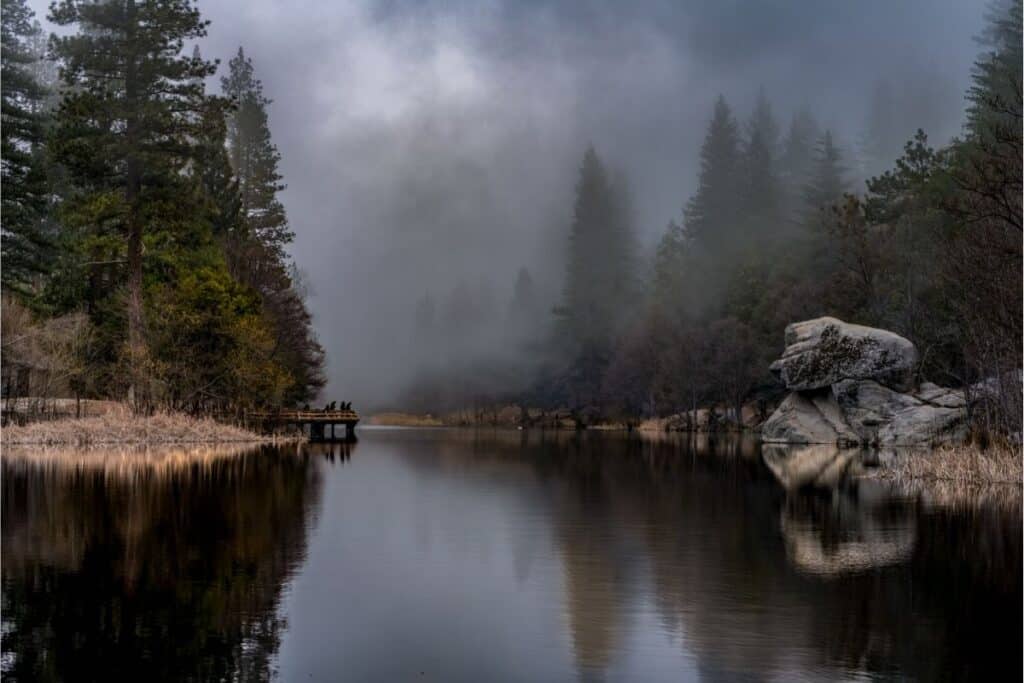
xmin=2 ymin=429 xmax=1020 ymax=681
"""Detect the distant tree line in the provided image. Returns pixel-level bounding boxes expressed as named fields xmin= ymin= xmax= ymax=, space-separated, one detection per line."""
xmin=1 ymin=0 xmax=325 ymax=412
xmin=530 ymin=0 xmax=1020 ymax=434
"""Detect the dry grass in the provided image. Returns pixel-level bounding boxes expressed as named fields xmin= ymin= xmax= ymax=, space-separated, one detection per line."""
xmin=872 ymin=442 xmax=1022 ymax=485
xmin=865 ymin=442 xmax=1022 ymax=509
xmin=1 ymin=406 xmax=298 ymax=446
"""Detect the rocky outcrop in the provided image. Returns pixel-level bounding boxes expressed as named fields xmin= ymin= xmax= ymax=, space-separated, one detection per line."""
xmin=763 ymin=318 xmax=967 ymax=446
xmin=769 ymin=317 xmax=918 ymax=392
xmin=761 ymin=392 xmax=860 ymax=445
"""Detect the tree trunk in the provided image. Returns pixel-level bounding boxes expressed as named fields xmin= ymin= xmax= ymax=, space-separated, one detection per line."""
xmin=124 ymin=1 xmax=144 ymax=410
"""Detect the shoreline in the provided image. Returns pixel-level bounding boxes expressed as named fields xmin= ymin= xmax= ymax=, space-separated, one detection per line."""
xmin=1 ymin=409 xmax=300 ymax=446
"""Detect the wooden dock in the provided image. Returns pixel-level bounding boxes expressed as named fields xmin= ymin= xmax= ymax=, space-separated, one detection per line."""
xmin=249 ymin=409 xmax=359 ymax=441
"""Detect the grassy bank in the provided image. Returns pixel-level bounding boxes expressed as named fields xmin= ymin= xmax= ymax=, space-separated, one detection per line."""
xmin=1 ymin=408 xmax=296 ymax=446
xmin=866 ymin=443 xmax=1022 ymax=508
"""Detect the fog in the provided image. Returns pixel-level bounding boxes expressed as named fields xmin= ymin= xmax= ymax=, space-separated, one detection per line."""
xmin=31 ymin=0 xmax=987 ymax=410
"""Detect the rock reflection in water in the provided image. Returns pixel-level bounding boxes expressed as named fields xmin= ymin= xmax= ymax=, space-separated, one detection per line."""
xmin=1 ymin=443 xmax=323 ymax=682
xmin=763 ymin=443 xmax=917 ymax=576
xmin=421 ymin=430 xmax=1020 ymax=681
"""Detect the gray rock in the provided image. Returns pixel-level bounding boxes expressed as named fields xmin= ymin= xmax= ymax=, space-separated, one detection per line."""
xmin=761 ymin=391 xmax=860 ymax=444
xmin=878 ymin=403 xmax=968 ymax=446
xmin=769 ymin=317 xmax=918 ymax=392
xmin=915 ymin=382 xmax=967 ymax=409
xmin=833 ymin=378 xmax=967 ymax=446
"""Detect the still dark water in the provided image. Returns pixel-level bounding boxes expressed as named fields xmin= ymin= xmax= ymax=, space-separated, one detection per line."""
xmin=2 ymin=429 xmax=1020 ymax=682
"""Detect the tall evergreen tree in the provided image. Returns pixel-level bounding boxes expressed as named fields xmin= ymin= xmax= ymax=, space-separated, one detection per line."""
xmin=560 ymin=147 xmax=631 ymax=345
xmin=803 ymin=130 xmax=847 ymax=216
xmin=1 ymin=0 xmax=51 ymax=296
xmin=801 ymin=130 xmax=848 ymax=281
xmin=740 ymin=89 xmax=782 ymax=242
xmin=557 ymin=146 xmax=635 ymax=405
xmin=222 ymin=47 xmax=292 ymax=264
xmin=219 ymin=46 xmax=323 ymax=404
xmin=48 ymin=0 xmax=222 ymax=401
xmin=508 ymin=267 xmax=538 ymax=322
xmin=683 ymin=96 xmax=741 ymax=257
xmin=957 ymin=0 xmax=1022 ymax=232
xmin=779 ymin=108 xmax=821 ymax=223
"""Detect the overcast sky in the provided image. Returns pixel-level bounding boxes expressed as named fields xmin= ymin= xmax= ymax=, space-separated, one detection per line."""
xmin=28 ymin=1 xmax=987 ymax=407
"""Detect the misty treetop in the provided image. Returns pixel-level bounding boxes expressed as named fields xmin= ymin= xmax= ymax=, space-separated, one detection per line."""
xmin=0 ymin=0 xmax=323 ymax=412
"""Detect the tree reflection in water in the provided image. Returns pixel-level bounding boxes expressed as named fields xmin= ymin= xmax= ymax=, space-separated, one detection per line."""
xmin=1 ymin=443 xmax=324 ymax=682
xmin=432 ymin=430 xmax=1020 ymax=682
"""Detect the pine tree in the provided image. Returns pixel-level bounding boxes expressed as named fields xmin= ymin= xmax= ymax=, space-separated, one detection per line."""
xmin=48 ymin=0 xmax=222 ymax=402
xmin=740 ymin=88 xmax=782 ymax=242
xmin=222 ymin=47 xmax=292 ymax=263
xmin=557 ymin=146 xmax=635 ymax=406
xmin=683 ymin=96 xmax=741 ymax=257
xmin=802 ymin=130 xmax=848 ymax=280
xmin=507 ymin=266 xmax=540 ymax=341
xmin=219 ymin=46 xmax=324 ymax=405
xmin=803 ymin=130 xmax=847 ymax=216
xmin=1 ymin=0 xmax=51 ymax=296
xmin=958 ymin=0 xmax=1022 ymax=232
xmin=560 ymin=147 xmax=627 ymax=345
xmin=779 ymin=108 xmax=820 ymax=223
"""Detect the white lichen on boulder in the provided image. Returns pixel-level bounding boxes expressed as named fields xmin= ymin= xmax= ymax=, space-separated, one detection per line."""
xmin=769 ymin=317 xmax=918 ymax=392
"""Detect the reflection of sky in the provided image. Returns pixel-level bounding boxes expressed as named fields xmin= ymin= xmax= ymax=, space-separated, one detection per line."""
xmin=273 ymin=433 xmax=762 ymax=680
xmin=270 ymin=430 xmax=1020 ymax=681
xmin=276 ymin=439 xmax=582 ymax=681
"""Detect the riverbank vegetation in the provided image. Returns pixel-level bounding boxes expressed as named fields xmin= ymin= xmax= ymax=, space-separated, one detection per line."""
xmin=866 ymin=442 xmax=1022 ymax=509
xmin=0 ymin=406 xmax=285 ymax=445
xmin=400 ymin=0 xmax=1022 ymax=443
xmin=1 ymin=0 xmax=324 ymax=415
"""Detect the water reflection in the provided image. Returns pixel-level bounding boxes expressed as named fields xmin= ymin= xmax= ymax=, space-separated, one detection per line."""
xmin=3 ymin=431 xmax=1019 ymax=682
xmin=2 ymin=443 xmax=323 ymax=682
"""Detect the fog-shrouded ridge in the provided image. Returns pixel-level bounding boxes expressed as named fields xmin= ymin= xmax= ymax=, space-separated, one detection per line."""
xmin=23 ymin=0 xmax=988 ymax=411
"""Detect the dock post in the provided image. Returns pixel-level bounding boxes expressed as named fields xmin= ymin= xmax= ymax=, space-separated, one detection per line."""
xmin=345 ymin=422 xmax=356 ymax=440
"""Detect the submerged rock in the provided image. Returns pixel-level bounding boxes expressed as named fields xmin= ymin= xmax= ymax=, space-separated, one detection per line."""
xmin=769 ymin=317 xmax=918 ymax=392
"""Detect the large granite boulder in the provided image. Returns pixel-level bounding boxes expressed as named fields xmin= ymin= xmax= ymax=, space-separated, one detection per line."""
xmin=762 ymin=391 xmax=859 ymax=444
xmin=762 ymin=318 xmax=966 ymax=446
xmin=770 ymin=317 xmax=918 ymax=392
xmin=833 ymin=379 xmax=967 ymax=446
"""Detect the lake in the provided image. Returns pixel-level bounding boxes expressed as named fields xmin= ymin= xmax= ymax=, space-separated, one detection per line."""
xmin=2 ymin=429 xmax=1020 ymax=681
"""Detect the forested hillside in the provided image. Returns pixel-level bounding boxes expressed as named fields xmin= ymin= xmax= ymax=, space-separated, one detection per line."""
xmin=1 ymin=0 xmax=324 ymax=412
